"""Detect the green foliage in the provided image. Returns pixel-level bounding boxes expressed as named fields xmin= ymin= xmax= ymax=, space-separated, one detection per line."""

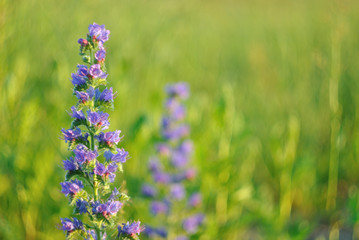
xmin=1 ymin=0 xmax=359 ymax=239
xmin=67 ymin=229 xmax=90 ymax=240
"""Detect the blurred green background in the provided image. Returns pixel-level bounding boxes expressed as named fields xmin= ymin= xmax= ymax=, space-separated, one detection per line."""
xmin=1 ymin=0 xmax=359 ymax=239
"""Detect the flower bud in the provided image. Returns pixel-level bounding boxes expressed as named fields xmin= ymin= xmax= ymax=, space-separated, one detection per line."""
xmin=78 ymin=38 xmax=88 ymax=46
xmin=82 ymin=56 xmax=91 ymax=63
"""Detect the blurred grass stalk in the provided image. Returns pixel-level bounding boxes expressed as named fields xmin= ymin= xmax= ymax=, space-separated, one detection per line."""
xmin=326 ymin=25 xmax=343 ymax=212
xmin=279 ymin=116 xmax=300 ymax=228
xmin=216 ymin=83 xmax=235 ymax=227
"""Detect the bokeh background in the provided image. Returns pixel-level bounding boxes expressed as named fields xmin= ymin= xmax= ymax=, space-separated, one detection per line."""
xmin=1 ymin=0 xmax=359 ymax=239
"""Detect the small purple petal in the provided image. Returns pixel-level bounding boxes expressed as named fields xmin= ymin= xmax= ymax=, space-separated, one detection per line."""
xmin=141 ymin=184 xmax=157 ymax=198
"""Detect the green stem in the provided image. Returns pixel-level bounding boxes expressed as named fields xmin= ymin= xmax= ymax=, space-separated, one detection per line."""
xmin=326 ymin=29 xmax=342 ymax=211
xmin=95 ymin=226 xmax=101 ymax=240
xmin=89 ymin=131 xmax=101 ymax=237
xmin=90 ymin=132 xmax=95 ymax=151
xmin=84 ymin=174 xmax=94 ymax=188
xmin=94 ymin=175 xmax=99 ymax=202
xmin=90 ymin=131 xmax=99 ymax=202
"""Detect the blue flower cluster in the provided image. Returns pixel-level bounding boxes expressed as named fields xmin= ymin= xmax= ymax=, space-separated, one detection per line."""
xmin=60 ymin=23 xmax=143 ymax=240
xmin=142 ymin=83 xmax=204 ymax=239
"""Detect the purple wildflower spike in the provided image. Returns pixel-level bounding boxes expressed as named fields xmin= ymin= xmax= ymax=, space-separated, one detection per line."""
xmin=143 ymin=82 xmax=204 ymax=237
xmin=59 ymin=23 xmax=142 ymax=239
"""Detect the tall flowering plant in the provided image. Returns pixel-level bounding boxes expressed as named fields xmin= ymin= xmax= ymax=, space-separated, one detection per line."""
xmin=59 ymin=23 xmax=143 ymax=240
xmin=141 ymin=83 xmax=204 ymax=240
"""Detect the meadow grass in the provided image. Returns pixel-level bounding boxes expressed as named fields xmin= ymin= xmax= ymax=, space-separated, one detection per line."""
xmin=1 ymin=0 xmax=359 ymax=239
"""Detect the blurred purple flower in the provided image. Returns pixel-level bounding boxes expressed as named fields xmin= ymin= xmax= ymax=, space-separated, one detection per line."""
xmin=171 ymin=151 xmax=189 ymax=168
xmin=178 ymin=140 xmax=193 ymax=155
xmin=182 ymin=214 xmax=204 ymax=234
xmin=150 ymin=201 xmax=169 ymax=215
xmin=188 ymin=193 xmax=202 ymax=208
xmin=143 ymin=226 xmax=167 ymax=238
xmin=142 ymin=184 xmax=157 ymax=198
xmin=170 ymin=184 xmax=186 ymax=200
xmin=166 ymin=98 xmax=186 ymax=120
xmin=166 ymin=82 xmax=189 ymax=99
xmin=148 ymin=157 xmax=161 ymax=173
xmin=176 ymin=236 xmax=189 ymax=240
xmin=156 ymin=143 xmax=171 ymax=157
xmin=153 ymin=171 xmax=171 ymax=184
xmin=162 ymin=124 xmax=190 ymax=140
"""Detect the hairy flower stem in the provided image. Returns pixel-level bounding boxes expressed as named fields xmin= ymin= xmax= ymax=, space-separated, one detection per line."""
xmin=90 ymin=131 xmax=100 ymax=202
xmin=95 ymin=226 xmax=101 ymax=240
xmin=90 ymin=131 xmax=101 ymax=239
xmin=94 ymin=176 xmax=99 ymax=201
xmin=90 ymin=132 xmax=95 ymax=151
